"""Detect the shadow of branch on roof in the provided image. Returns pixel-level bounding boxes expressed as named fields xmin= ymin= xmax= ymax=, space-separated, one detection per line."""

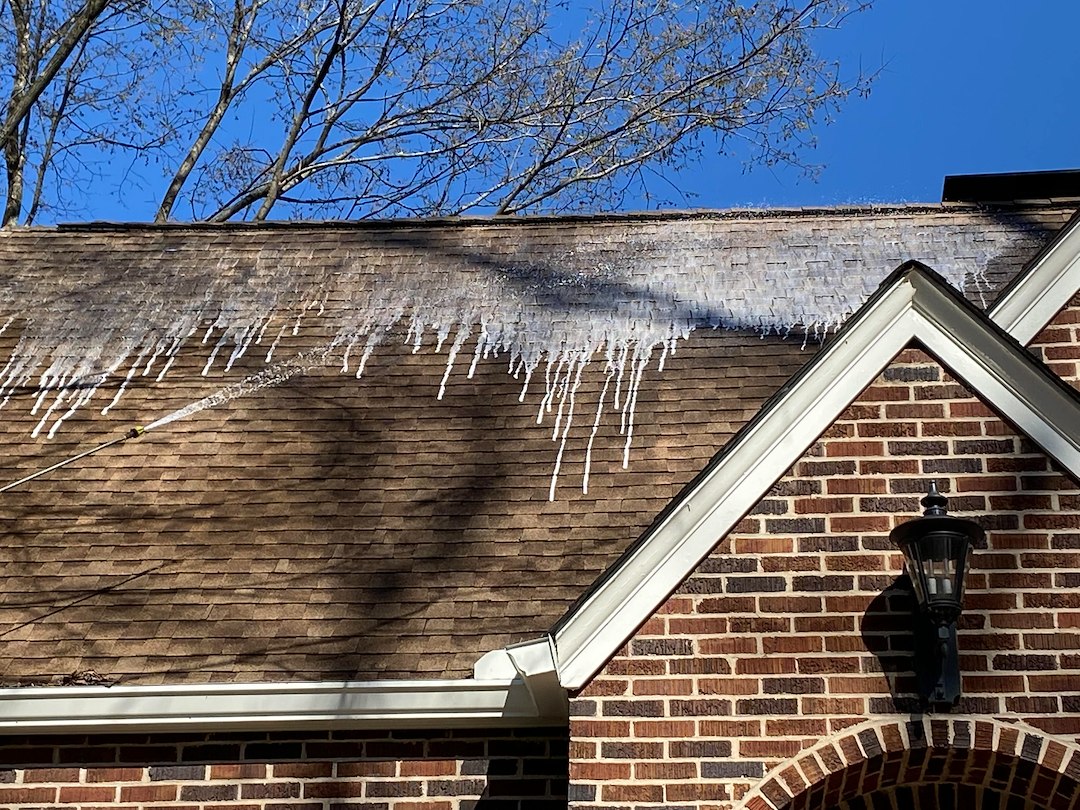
xmin=0 ymin=563 xmax=166 ymax=640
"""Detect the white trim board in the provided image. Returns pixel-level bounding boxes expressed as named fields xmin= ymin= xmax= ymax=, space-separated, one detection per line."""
xmin=553 ymin=262 xmax=1080 ymax=691
xmin=990 ymin=211 xmax=1080 ymax=342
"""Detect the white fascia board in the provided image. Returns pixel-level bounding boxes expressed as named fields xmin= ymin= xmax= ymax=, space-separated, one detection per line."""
xmin=554 ymin=276 xmax=921 ymax=690
xmin=0 ymin=676 xmax=558 ymax=734
xmin=555 ymin=265 xmax=1080 ymax=691
xmin=990 ymin=214 xmax=1080 ymax=344
xmin=909 ymin=275 xmax=1080 ymax=475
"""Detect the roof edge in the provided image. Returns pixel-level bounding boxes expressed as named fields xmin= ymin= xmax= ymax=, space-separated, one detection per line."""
xmin=29 ymin=200 xmax=1072 ymax=233
xmin=0 ymin=676 xmax=562 ymax=734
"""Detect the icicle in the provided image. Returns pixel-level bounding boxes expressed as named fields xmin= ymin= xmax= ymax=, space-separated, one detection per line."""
xmin=102 ymin=350 xmax=150 ymax=415
xmin=438 ymin=325 xmax=471 ymax=400
xmin=548 ymin=355 xmax=588 ymax=501
xmin=582 ymin=369 xmax=613 ymax=495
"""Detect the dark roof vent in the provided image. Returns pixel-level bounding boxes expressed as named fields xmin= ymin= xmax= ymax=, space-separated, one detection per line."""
xmin=942 ymin=169 xmax=1080 ymax=203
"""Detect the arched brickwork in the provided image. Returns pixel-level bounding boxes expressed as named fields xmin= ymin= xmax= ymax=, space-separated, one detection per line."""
xmin=738 ymin=716 xmax=1080 ymax=810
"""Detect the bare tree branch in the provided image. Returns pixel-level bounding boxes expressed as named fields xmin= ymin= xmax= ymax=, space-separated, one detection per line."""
xmin=0 ymin=0 xmax=874 ymax=225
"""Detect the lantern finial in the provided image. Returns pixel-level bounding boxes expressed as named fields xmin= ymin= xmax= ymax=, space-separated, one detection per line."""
xmin=921 ymin=480 xmax=948 ymax=516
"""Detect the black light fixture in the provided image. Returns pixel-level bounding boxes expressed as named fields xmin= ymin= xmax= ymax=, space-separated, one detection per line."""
xmin=889 ymin=482 xmax=983 ymax=711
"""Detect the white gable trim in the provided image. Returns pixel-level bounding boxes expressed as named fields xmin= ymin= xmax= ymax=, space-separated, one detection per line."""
xmin=990 ymin=212 xmax=1080 ymax=343
xmin=553 ymin=263 xmax=1080 ymax=691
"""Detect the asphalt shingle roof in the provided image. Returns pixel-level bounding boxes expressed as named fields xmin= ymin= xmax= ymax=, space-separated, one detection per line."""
xmin=0 ymin=204 xmax=1071 ymax=685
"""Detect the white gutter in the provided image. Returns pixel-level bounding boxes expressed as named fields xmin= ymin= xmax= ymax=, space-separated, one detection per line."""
xmin=0 ymin=637 xmax=567 ymax=734
xmin=0 ymin=676 xmax=554 ymax=734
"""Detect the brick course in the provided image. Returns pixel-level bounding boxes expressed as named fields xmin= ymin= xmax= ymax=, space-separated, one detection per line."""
xmin=570 ymin=298 xmax=1080 ymax=808
xmin=0 ymin=728 xmax=567 ymax=809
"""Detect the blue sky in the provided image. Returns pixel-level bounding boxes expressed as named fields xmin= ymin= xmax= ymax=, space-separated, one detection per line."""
xmin=87 ymin=1 xmax=1076 ymax=219
xmin=677 ymin=1 xmax=1079 ymax=209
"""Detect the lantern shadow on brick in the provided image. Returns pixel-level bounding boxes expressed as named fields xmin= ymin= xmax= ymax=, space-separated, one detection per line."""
xmin=860 ymin=576 xmax=922 ymax=713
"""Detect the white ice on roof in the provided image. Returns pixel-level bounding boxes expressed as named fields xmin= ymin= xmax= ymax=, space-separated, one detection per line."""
xmin=0 ymin=212 xmax=1048 ymax=496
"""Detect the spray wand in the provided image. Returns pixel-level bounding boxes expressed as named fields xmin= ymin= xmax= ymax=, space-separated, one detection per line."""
xmin=0 ymin=426 xmax=144 ymax=494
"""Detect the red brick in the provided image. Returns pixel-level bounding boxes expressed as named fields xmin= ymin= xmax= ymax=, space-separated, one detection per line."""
xmin=825 ymin=636 xmax=866 ymax=653
xmin=795 ymin=615 xmax=855 ymax=632
xmin=736 ymin=657 xmax=796 ymax=675
xmin=121 ymin=785 xmax=179 ymax=803
xmin=698 ymin=719 xmax=762 ymax=737
xmin=825 ymin=555 xmax=887 ymax=572
xmin=699 ymin=678 xmax=760 ymax=696
xmin=667 ymin=617 xmax=727 ymax=634
xmin=965 ymin=674 xmax=1026 ymax=692
xmin=573 ymin=719 xmax=631 ymax=737
xmin=991 ymin=532 xmax=1049 ymax=550
xmin=766 ymin=718 xmax=828 ymax=736
xmin=1029 ymin=674 xmax=1080 ymax=692
xmin=658 ymin=596 xmax=694 ymax=614
xmin=826 ymin=441 xmax=885 ymax=457
xmin=759 ymin=596 xmax=823 ymax=613
xmin=734 ymin=536 xmax=794 ymax=554
xmin=699 ymin=637 xmax=758 ymax=655
xmin=739 ymin=739 xmax=805 ymax=758
xmin=570 ymin=761 xmax=631 ymax=780
xmin=59 ymin=786 xmax=117 ymax=802
xmin=86 ymin=767 xmax=145 ymax=782
xmin=991 ymin=612 xmax=1055 ymax=629
xmin=860 ymin=386 xmax=910 ymax=402
xmin=666 ymin=782 xmax=731 ymax=801
xmin=885 ymin=403 xmax=944 ymax=419
xmin=922 ymin=420 xmax=983 ymax=436
xmin=334 ymin=761 xmax=395 ymax=777
xmin=795 ymin=496 xmax=854 ymax=513
xmin=0 ymin=788 xmax=57 ymax=803
xmin=209 ymin=764 xmax=266 ymax=779
xmin=824 ymin=595 xmax=876 ymax=613
xmin=633 ymin=678 xmax=693 ymax=695
xmin=842 ymin=404 xmax=882 ymax=420
xmin=274 ymin=768 xmax=332 ymax=781
xmin=950 ymin=401 xmax=989 ymax=419
xmin=399 ymin=760 xmax=456 ymax=777
xmin=578 ymin=678 xmax=629 ymax=697
xmin=763 ymin=635 xmax=823 ymax=654
xmin=858 ymin=421 xmax=918 ymax=437
xmin=860 ymin=458 xmax=920 ymax=474
xmin=637 ymin=616 xmax=666 ymax=635
xmin=827 ymin=477 xmax=887 ymax=495
xmin=24 ymin=767 xmax=81 ymax=782
xmin=827 ymin=675 xmax=890 ymax=694
xmin=603 ymin=784 xmax=663 ymax=802
xmin=635 ymin=761 xmax=696 ymax=780
xmin=801 ymin=697 xmax=865 ymax=714
xmin=634 ymin=720 xmax=696 ymax=737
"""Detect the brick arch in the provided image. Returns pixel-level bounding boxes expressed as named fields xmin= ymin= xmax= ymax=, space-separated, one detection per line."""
xmin=737 ymin=716 xmax=1080 ymax=810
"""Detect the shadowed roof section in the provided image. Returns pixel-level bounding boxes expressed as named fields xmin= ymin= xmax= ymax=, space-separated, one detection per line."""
xmin=0 ymin=204 xmax=1072 ymax=686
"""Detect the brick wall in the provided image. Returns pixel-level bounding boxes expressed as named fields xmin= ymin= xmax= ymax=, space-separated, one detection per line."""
xmin=569 ymin=298 xmax=1080 ymax=808
xmin=0 ymin=727 xmax=567 ymax=809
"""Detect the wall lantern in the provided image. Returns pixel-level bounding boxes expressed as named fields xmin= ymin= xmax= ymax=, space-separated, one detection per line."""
xmin=889 ymin=482 xmax=983 ymax=711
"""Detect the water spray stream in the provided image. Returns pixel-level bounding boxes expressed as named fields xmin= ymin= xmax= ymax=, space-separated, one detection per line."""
xmin=0 ymin=342 xmax=339 ymax=494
